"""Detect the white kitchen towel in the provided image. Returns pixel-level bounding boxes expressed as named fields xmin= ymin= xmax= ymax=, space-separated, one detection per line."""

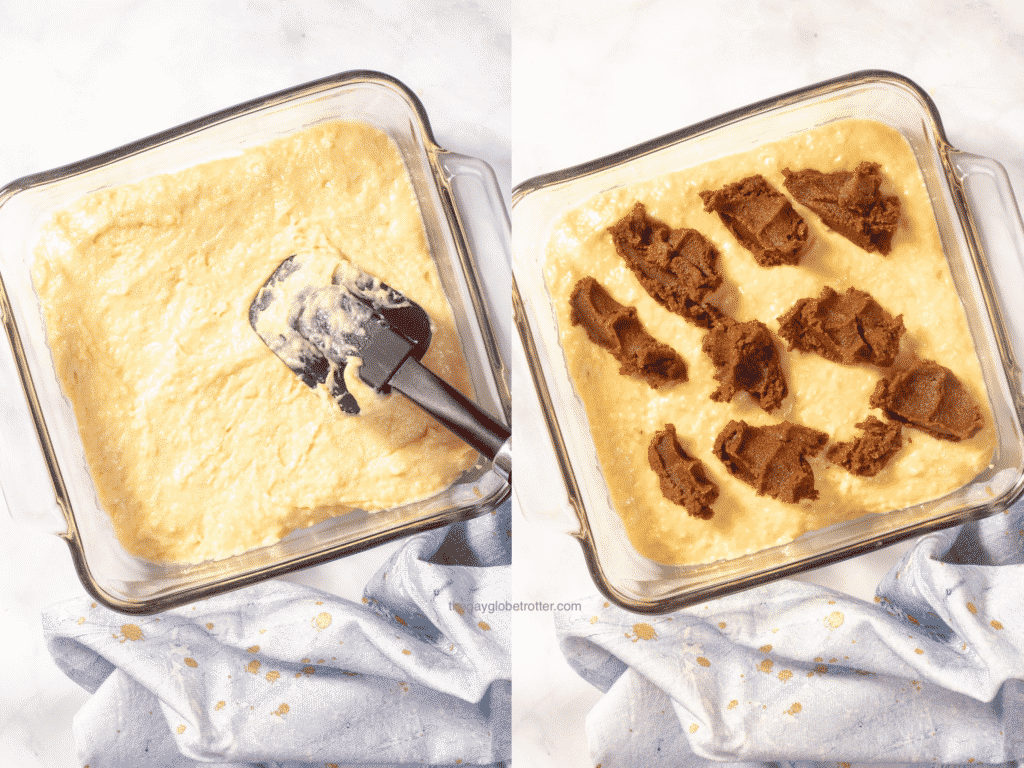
xmin=555 ymin=498 xmax=1024 ymax=766
xmin=43 ymin=503 xmax=511 ymax=768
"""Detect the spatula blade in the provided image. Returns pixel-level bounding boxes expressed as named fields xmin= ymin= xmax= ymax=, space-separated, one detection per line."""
xmin=249 ymin=253 xmax=431 ymax=413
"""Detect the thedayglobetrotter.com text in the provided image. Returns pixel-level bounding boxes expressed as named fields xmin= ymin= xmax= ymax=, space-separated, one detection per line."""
xmin=449 ymin=600 xmax=582 ymax=614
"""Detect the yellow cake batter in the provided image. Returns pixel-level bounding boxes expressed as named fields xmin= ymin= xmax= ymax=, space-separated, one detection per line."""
xmin=544 ymin=119 xmax=996 ymax=566
xmin=32 ymin=121 xmax=477 ymax=564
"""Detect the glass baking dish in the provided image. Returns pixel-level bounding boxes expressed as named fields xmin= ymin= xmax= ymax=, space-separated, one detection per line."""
xmin=0 ymin=70 xmax=511 ymax=614
xmin=512 ymin=69 xmax=1024 ymax=614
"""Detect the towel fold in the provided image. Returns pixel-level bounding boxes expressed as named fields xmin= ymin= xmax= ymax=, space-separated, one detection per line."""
xmin=556 ymin=499 xmax=1024 ymax=766
xmin=43 ymin=503 xmax=511 ymax=768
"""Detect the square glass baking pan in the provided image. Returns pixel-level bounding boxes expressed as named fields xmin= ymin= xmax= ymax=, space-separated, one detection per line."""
xmin=512 ymin=70 xmax=1024 ymax=614
xmin=0 ymin=70 xmax=511 ymax=614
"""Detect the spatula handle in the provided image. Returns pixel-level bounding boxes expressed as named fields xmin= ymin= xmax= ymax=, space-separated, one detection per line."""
xmin=390 ymin=356 xmax=511 ymax=479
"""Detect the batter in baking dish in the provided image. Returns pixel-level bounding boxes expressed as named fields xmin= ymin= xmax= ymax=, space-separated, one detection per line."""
xmin=545 ymin=119 xmax=995 ymax=565
xmin=33 ymin=121 xmax=477 ymax=563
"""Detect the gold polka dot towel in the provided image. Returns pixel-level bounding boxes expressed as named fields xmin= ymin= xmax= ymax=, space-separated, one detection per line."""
xmin=42 ymin=504 xmax=511 ymax=766
xmin=556 ymin=499 xmax=1024 ymax=765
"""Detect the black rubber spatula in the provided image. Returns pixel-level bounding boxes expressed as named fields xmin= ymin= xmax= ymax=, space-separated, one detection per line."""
xmin=249 ymin=253 xmax=511 ymax=482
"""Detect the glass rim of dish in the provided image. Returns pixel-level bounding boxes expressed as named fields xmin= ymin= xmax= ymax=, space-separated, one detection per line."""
xmin=0 ymin=69 xmax=511 ymax=614
xmin=511 ymin=68 xmax=1024 ymax=614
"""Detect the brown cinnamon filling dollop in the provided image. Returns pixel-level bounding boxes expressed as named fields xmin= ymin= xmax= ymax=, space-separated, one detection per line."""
xmin=702 ymin=316 xmax=788 ymax=411
xmin=826 ymin=416 xmax=903 ymax=477
xmin=608 ymin=202 xmax=724 ymax=328
xmin=699 ymin=175 xmax=809 ymax=267
xmin=870 ymin=359 xmax=984 ymax=441
xmin=782 ymin=162 xmax=901 ymax=254
xmin=777 ymin=286 xmax=905 ymax=367
xmin=570 ymin=276 xmax=688 ymax=389
xmin=713 ymin=419 xmax=829 ymax=503
xmin=648 ymin=424 xmax=718 ymax=519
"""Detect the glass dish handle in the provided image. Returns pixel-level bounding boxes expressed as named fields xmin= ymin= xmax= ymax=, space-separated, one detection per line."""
xmin=436 ymin=151 xmax=514 ymax=486
xmin=0 ymin=311 xmax=69 ymax=536
xmin=948 ymin=150 xmax=1024 ymax=396
xmin=435 ymin=151 xmax=512 ymax=358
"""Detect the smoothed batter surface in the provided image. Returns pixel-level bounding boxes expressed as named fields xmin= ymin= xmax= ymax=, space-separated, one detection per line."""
xmin=33 ymin=121 xmax=477 ymax=564
xmin=544 ymin=119 xmax=996 ymax=566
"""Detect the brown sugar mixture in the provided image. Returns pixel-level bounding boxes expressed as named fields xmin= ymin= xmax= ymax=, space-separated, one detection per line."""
xmin=699 ymin=175 xmax=810 ymax=267
xmin=777 ymin=286 xmax=906 ymax=368
xmin=713 ymin=419 xmax=829 ymax=503
xmin=782 ymin=161 xmax=901 ymax=254
xmin=826 ymin=416 xmax=903 ymax=477
xmin=607 ymin=201 xmax=724 ymax=329
xmin=702 ymin=316 xmax=788 ymax=412
xmin=871 ymin=359 xmax=984 ymax=441
xmin=570 ymin=276 xmax=688 ymax=389
xmin=648 ymin=424 xmax=719 ymax=520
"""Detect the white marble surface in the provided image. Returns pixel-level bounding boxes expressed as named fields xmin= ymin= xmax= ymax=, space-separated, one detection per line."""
xmin=0 ymin=2 xmax=509 ymax=767
xmin=511 ymin=1 xmax=1024 ymax=766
